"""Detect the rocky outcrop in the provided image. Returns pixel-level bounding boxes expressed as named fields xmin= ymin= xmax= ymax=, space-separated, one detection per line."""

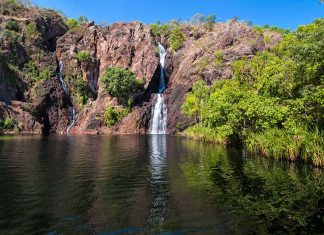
xmin=0 ymin=5 xmax=69 ymax=133
xmin=56 ymin=21 xmax=159 ymax=134
xmin=162 ymin=21 xmax=282 ymax=133
xmin=0 ymin=5 xmax=282 ymax=135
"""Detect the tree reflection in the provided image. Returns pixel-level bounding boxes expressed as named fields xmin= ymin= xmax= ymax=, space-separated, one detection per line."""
xmin=181 ymin=141 xmax=324 ymax=234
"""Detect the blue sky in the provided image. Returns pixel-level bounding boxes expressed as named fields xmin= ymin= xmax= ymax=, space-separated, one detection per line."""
xmin=33 ymin=0 xmax=323 ymax=30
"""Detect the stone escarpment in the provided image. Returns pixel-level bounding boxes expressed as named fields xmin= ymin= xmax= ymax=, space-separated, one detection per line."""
xmin=162 ymin=21 xmax=282 ymax=133
xmin=56 ymin=21 xmax=159 ymax=134
xmin=0 ymin=6 xmax=69 ymax=133
xmin=0 ymin=5 xmax=282 ymax=134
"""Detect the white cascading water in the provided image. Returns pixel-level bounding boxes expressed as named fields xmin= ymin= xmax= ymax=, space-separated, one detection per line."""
xmin=58 ymin=61 xmax=68 ymax=93
xmin=149 ymin=43 xmax=168 ymax=134
xmin=58 ymin=61 xmax=77 ymax=133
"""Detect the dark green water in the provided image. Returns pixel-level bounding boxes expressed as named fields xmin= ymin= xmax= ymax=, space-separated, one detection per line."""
xmin=0 ymin=135 xmax=323 ymax=235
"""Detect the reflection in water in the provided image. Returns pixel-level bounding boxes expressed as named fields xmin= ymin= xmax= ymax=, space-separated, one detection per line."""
xmin=146 ymin=135 xmax=168 ymax=232
xmin=0 ymin=135 xmax=323 ymax=234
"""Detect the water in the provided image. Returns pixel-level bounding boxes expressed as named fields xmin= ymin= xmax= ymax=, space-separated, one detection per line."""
xmin=67 ymin=108 xmax=77 ymax=133
xmin=149 ymin=43 xmax=168 ymax=134
xmin=58 ymin=61 xmax=77 ymax=133
xmin=58 ymin=61 xmax=68 ymax=94
xmin=157 ymin=43 xmax=166 ymax=93
xmin=0 ymin=135 xmax=323 ymax=235
xmin=149 ymin=95 xmax=168 ymax=135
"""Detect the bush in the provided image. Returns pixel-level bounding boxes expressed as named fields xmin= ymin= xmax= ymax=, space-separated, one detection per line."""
xmin=0 ymin=118 xmax=14 ymax=130
xmin=245 ymin=128 xmax=324 ymax=166
xmin=103 ymin=106 xmax=128 ymax=127
xmin=38 ymin=68 xmax=51 ymax=81
xmin=149 ymin=22 xmax=170 ymax=37
xmin=214 ymin=50 xmax=224 ymax=68
xmin=182 ymin=19 xmax=324 ymax=166
xmin=4 ymin=20 xmax=20 ymax=32
xmin=101 ymin=67 xmax=143 ymax=106
xmin=0 ymin=29 xmax=21 ymax=44
xmin=74 ymin=50 xmax=91 ymax=63
xmin=71 ymin=74 xmax=88 ymax=106
xmin=0 ymin=0 xmax=22 ymax=15
xmin=204 ymin=15 xmax=216 ymax=31
xmin=65 ymin=18 xmax=79 ymax=30
xmin=24 ymin=61 xmax=51 ymax=81
xmin=25 ymin=22 xmax=39 ymax=38
xmin=169 ymin=26 xmax=185 ymax=51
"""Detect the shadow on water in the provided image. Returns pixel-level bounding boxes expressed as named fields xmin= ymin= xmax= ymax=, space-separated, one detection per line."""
xmin=0 ymin=135 xmax=323 ymax=234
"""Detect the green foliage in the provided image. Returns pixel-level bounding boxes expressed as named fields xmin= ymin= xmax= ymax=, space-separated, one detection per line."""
xmin=182 ymin=19 xmax=324 ymax=165
xmin=65 ymin=18 xmax=79 ymax=30
xmin=101 ymin=67 xmax=143 ymax=106
xmin=74 ymin=50 xmax=91 ymax=63
xmin=71 ymin=74 xmax=88 ymax=106
xmin=103 ymin=106 xmax=128 ymax=127
xmin=38 ymin=68 xmax=51 ymax=81
xmin=169 ymin=26 xmax=185 ymax=51
xmin=246 ymin=127 xmax=324 ymax=166
xmin=253 ymin=24 xmax=291 ymax=35
xmin=0 ymin=29 xmax=21 ymax=44
xmin=4 ymin=20 xmax=20 ymax=32
xmin=214 ymin=50 xmax=224 ymax=68
xmin=24 ymin=61 xmax=51 ymax=81
xmin=25 ymin=22 xmax=39 ymax=38
xmin=204 ymin=15 xmax=216 ymax=30
xmin=0 ymin=118 xmax=14 ymax=130
xmin=196 ymin=58 xmax=209 ymax=72
xmin=0 ymin=0 xmax=22 ymax=15
xmin=181 ymin=141 xmax=324 ymax=234
xmin=149 ymin=22 xmax=170 ymax=37
xmin=78 ymin=16 xmax=89 ymax=24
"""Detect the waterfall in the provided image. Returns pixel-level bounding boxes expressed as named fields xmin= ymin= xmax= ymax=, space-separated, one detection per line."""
xmin=58 ymin=61 xmax=68 ymax=94
xmin=66 ymin=108 xmax=76 ymax=133
xmin=58 ymin=61 xmax=77 ymax=133
xmin=149 ymin=43 xmax=168 ymax=134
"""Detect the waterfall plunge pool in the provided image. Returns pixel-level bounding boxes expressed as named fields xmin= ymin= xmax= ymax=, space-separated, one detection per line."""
xmin=0 ymin=135 xmax=323 ymax=234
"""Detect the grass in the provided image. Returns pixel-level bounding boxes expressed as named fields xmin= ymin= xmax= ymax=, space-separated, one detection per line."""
xmin=245 ymin=128 xmax=324 ymax=166
xmin=183 ymin=125 xmax=230 ymax=144
xmin=74 ymin=50 xmax=91 ymax=63
xmin=183 ymin=125 xmax=324 ymax=167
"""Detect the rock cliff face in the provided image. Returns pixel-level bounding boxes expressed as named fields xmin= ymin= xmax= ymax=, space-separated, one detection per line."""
xmin=0 ymin=6 xmax=69 ymax=133
xmin=163 ymin=21 xmax=282 ymax=133
xmin=56 ymin=21 xmax=159 ymax=134
xmin=0 ymin=5 xmax=282 ymax=134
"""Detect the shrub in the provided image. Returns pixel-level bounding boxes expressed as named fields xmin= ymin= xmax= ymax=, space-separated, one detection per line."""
xmin=103 ymin=106 xmax=128 ymax=127
xmin=182 ymin=19 xmax=324 ymax=166
xmin=0 ymin=0 xmax=22 ymax=15
xmin=149 ymin=22 xmax=170 ymax=37
xmin=101 ymin=67 xmax=143 ymax=106
xmin=4 ymin=20 xmax=20 ymax=32
xmin=38 ymin=68 xmax=51 ymax=81
xmin=25 ymin=22 xmax=39 ymax=38
xmin=169 ymin=26 xmax=185 ymax=51
xmin=214 ymin=50 xmax=224 ymax=68
xmin=74 ymin=50 xmax=91 ymax=63
xmin=0 ymin=29 xmax=21 ymax=44
xmin=72 ymin=74 xmax=88 ymax=106
xmin=204 ymin=15 xmax=216 ymax=31
xmin=65 ymin=18 xmax=79 ymax=30
xmin=24 ymin=61 xmax=51 ymax=81
xmin=0 ymin=118 xmax=14 ymax=130
xmin=196 ymin=58 xmax=209 ymax=72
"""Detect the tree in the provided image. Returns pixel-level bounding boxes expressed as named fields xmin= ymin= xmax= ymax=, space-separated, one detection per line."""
xmin=169 ymin=26 xmax=185 ymax=51
xmin=204 ymin=15 xmax=216 ymax=30
xmin=65 ymin=18 xmax=78 ymax=30
xmin=101 ymin=67 xmax=143 ymax=106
